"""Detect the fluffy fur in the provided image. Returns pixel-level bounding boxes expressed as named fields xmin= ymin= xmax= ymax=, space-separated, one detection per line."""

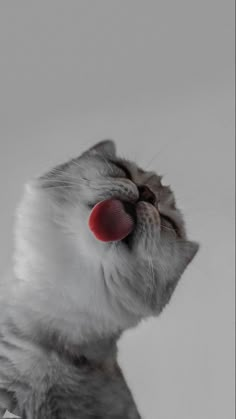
xmin=0 ymin=140 xmax=198 ymax=418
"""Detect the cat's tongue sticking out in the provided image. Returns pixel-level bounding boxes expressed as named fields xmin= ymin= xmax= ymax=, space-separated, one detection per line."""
xmin=88 ymin=199 xmax=135 ymax=242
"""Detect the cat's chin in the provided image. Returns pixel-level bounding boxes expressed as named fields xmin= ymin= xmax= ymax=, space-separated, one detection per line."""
xmin=120 ymin=231 xmax=135 ymax=249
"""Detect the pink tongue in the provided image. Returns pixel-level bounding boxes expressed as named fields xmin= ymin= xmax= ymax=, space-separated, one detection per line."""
xmin=88 ymin=199 xmax=134 ymax=242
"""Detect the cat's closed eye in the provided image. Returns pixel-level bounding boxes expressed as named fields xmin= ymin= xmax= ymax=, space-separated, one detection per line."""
xmin=160 ymin=213 xmax=179 ymax=236
xmin=109 ymin=160 xmax=133 ymax=180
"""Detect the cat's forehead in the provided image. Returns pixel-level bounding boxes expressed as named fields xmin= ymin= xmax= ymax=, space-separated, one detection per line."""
xmin=79 ymin=153 xmax=159 ymax=182
xmin=81 ymin=153 xmax=172 ymax=201
xmin=112 ymin=157 xmax=162 ymax=189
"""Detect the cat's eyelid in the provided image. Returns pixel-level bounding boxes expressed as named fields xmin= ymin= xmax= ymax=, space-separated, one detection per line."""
xmin=160 ymin=213 xmax=180 ymax=237
xmin=110 ymin=160 xmax=132 ymax=180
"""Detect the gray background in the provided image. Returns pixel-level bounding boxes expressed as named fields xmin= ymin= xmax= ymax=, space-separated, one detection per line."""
xmin=0 ymin=1 xmax=234 ymax=418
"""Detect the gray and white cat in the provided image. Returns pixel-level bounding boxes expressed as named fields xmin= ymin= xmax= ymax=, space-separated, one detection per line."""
xmin=0 ymin=140 xmax=198 ymax=418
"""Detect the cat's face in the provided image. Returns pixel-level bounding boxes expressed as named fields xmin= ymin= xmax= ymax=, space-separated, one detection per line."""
xmin=40 ymin=140 xmax=187 ymax=246
xmin=15 ymin=140 xmax=198 ymax=340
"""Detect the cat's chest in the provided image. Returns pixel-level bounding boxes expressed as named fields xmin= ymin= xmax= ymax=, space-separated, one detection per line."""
xmin=14 ymin=354 xmax=142 ymax=419
xmin=51 ymin=359 xmax=142 ymax=419
xmin=0 ymin=330 xmax=142 ymax=419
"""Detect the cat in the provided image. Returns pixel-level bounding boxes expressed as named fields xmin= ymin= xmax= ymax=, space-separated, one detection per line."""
xmin=0 ymin=140 xmax=199 ymax=418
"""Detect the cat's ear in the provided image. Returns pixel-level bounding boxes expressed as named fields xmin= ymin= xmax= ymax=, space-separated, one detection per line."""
xmin=161 ymin=239 xmax=199 ymax=284
xmin=175 ymin=240 xmax=199 ymax=274
xmin=156 ymin=240 xmax=199 ymax=312
xmin=86 ymin=140 xmax=116 ymax=158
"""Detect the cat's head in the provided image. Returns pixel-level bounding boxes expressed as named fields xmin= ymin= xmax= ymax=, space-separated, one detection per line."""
xmin=14 ymin=140 xmax=199 ymax=341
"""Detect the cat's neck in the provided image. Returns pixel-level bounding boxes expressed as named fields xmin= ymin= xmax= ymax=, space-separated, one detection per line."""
xmin=36 ymin=325 xmax=120 ymax=366
xmin=9 ymin=184 xmax=133 ymax=347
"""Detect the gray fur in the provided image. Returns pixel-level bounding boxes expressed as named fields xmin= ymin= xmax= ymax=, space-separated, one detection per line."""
xmin=0 ymin=140 xmax=198 ymax=418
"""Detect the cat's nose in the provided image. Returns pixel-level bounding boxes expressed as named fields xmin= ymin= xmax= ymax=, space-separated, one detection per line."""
xmin=137 ymin=185 xmax=156 ymax=205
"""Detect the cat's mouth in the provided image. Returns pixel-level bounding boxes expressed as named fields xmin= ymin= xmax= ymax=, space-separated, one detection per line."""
xmin=122 ymin=201 xmax=138 ymax=225
xmin=121 ymin=201 xmax=138 ymax=248
xmin=88 ymin=197 xmax=180 ymax=247
xmin=121 ymin=200 xmax=180 ymax=248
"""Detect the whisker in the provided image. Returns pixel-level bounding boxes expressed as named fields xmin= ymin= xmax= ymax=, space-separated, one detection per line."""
xmin=97 ymin=154 xmax=114 ymax=171
xmin=144 ymin=140 xmax=175 ymax=170
xmin=144 ymin=150 xmax=162 ymax=170
xmin=69 ymin=159 xmax=85 ymax=169
xmin=148 ymin=255 xmax=155 ymax=289
xmin=42 ymin=178 xmax=80 ymax=184
xmin=160 ymin=224 xmax=177 ymax=234
xmin=41 ymin=183 xmax=80 ymax=190
xmin=43 ymin=172 xmax=82 ymax=182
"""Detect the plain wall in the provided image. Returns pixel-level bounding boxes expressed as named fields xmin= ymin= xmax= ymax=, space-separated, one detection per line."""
xmin=0 ymin=2 xmax=234 ymax=419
